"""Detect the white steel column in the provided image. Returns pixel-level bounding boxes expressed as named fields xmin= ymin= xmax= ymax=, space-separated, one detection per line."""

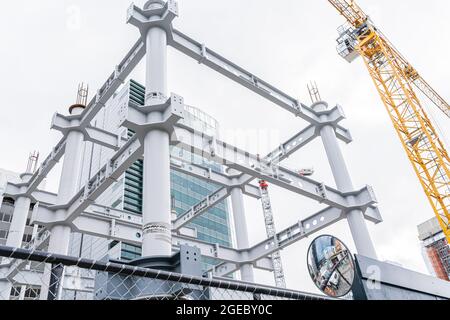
xmin=40 ymin=106 xmax=85 ymax=300
xmin=48 ymin=106 xmax=85 ymax=255
xmin=230 ymin=187 xmax=255 ymax=282
xmin=314 ymin=102 xmax=378 ymax=259
xmin=0 ymin=173 xmax=32 ymax=300
xmin=141 ymin=1 xmax=172 ymax=257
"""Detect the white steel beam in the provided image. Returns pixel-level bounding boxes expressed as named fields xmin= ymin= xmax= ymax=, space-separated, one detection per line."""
xmin=21 ymin=38 xmax=146 ymax=198
xmin=170 ymin=157 xmax=236 ymax=188
xmin=81 ymin=39 xmax=146 ymax=124
xmin=172 ymin=124 xmax=377 ymax=211
xmin=4 ymin=184 xmax=58 ymax=206
xmin=214 ymin=206 xmax=344 ymax=277
xmin=168 ymin=29 xmax=353 ymax=143
xmin=170 ymin=157 xmax=261 ymax=198
xmin=63 ymin=136 xmax=143 ymax=224
xmin=173 ymin=187 xmax=230 ymax=230
xmin=49 ymin=205 xmax=272 ymax=269
xmin=32 ymin=202 xmax=377 ymax=274
xmin=30 ymin=119 xmax=377 ymax=232
xmin=52 ymin=112 xmax=128 ymax=151
xmin=24 ymin=139 xmax=67 ymax=195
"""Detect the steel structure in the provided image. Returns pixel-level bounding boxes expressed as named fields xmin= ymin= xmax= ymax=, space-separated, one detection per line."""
xmin=329 ymin=0 xmax=450 ymax=243
xmin=0 ymin=0 xmax=384 ymax=297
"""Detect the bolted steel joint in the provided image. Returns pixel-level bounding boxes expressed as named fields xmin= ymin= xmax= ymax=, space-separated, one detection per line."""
xmin=121 ymin=93 xmax=185 ymax=136
xmin=127 ymin=0 xmax=179 ymax=41
xmin=51 ymin=113 xmax=127 ymax=151
xmin=51 ymin=113 xmax=84 ymax=137
xmin=314 ymin=103 xmax=347 ymax=127
xmin=342 ymin=185 xmax=383 ymax=224
xmin=311 ymin=101 xmax=352 ymax=142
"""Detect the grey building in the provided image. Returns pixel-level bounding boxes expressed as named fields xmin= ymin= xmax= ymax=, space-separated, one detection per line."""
xmin=0 ymin=169 xmax=42 ymax=300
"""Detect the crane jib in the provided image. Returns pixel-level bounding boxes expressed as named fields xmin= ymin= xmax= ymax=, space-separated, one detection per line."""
xmin=328 ymin=0 xmax=450 ymax=243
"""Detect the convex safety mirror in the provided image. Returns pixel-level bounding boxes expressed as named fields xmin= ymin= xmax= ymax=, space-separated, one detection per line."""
xmin=307 ymin=235 xmax=355 ymax=297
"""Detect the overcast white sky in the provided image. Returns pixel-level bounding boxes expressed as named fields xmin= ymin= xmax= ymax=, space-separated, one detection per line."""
xmin=0 ymin=0 xmax=449 ymax=295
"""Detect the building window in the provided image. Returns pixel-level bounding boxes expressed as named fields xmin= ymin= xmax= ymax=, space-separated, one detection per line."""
xmin=0 ymin=213 xmax=12 ymax=223
xmin=2 ymin=197 xmax=14 ymax=205
xmin=10 ymin=286 xmax=21 ymax=299
xmin=24 ymin=286 xmax=41 ymax=300
xmin=22 ymin=234 xmax=33 ymax=243
xmin=0 ymin=230 xmax=8 ymax=239
xmin=111 ymin=198 xmax=122 ymax=209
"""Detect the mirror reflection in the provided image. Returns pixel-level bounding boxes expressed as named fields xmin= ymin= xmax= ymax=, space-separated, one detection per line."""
xmin=307 ymin=235 xmax=355 ymax=297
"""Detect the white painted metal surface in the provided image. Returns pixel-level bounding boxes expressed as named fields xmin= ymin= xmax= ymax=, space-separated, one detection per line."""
xmin=313 ymin=101 xmax=378 ymax=259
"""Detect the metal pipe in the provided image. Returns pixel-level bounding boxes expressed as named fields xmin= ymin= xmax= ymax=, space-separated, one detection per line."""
xmin=145 ymin=26 xmax=167 ymax=104
xmin=141 ymin=11 xmax=172 ymax=258
xmin=142 ymin=130 xmax=172 ymax=257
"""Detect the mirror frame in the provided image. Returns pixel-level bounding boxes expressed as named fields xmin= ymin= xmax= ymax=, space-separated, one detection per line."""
xmin=306 ymin=234 xmax=355 ymax=298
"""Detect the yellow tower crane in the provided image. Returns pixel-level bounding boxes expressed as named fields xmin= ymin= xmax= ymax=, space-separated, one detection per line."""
xmin=327 ymin=0 xmax=450 ymax=243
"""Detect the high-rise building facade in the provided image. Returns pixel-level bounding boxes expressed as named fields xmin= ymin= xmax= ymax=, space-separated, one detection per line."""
xmin=418 ymin=218 xmax=450 ymax=281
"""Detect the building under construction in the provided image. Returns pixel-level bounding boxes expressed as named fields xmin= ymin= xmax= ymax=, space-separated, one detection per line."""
xmin=418 ymin=218 xmax=450 ymax=282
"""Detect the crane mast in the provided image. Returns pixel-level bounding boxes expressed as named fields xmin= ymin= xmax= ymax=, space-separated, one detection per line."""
xmin=328 ymin=0 xmax=450 ymax=243
xmin=258 ymin=180 xmax=286 ymax=288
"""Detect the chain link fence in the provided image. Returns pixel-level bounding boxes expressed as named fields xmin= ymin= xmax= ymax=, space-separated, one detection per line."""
xmin=0 ymin=245 xmax=330 ymax=301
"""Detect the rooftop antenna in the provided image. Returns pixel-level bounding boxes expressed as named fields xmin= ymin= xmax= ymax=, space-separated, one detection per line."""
xmin=69 ymin=83 xmax=89 ymax=114
xmin=307 ymin=81 xmax=322 ymax=104
xmin=26 ymin=151 xmax=40 ymax=174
